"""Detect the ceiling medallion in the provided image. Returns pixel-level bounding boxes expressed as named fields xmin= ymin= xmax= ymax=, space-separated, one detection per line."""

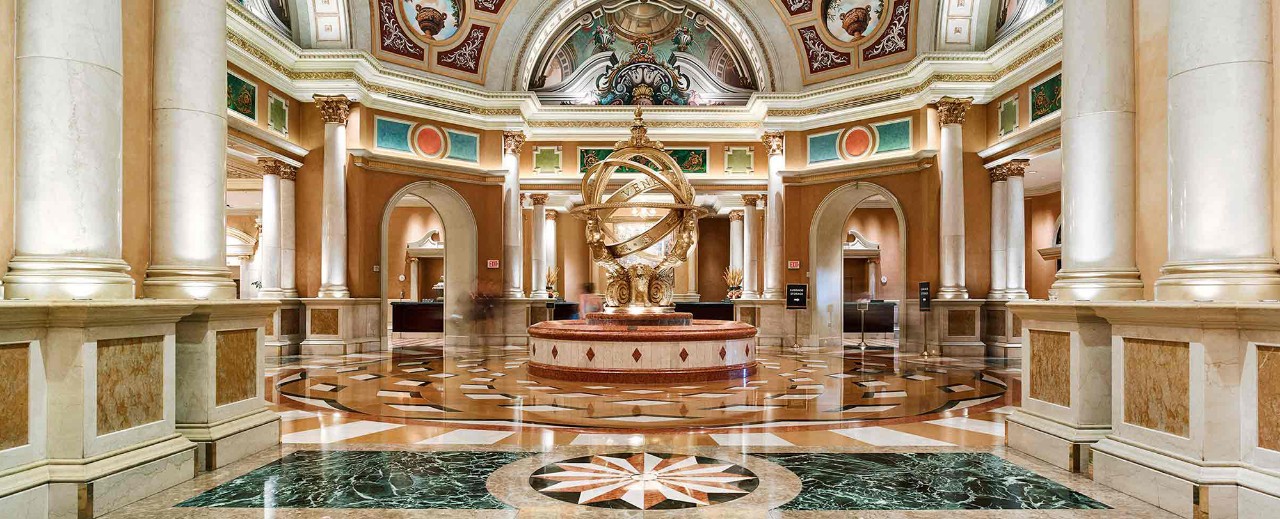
xmin=398 ymin=0 xmax=466 ymax=44
xmin=529 ymin=452 xmax=759 ymax=509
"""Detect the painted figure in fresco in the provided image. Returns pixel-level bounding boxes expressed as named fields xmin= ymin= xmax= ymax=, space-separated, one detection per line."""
xmin=592 ymin=22 xmax=616 ymax=54
xmin=840 ymin=6 xmax=872 ymax=39
xmin=415 ymin=5 xmax=447 ymax=38
xmin=672 ymin=26 xmax=692 ymax=52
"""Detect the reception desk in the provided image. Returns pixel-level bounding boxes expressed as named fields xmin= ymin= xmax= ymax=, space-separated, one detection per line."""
xmin=843 ymin=301 xmax=897 ymax=333
xmin=391 ymin=301 xmax=444 ymax=333
xmin=674 ymin=302 xmax=736 ymax=321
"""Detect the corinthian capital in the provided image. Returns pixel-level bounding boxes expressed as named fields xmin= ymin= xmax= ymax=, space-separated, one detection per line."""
xmin=760 ymin=131 xmax=785 ymax=156
xmin=503 ymin=130 xmax=526 ymax=155
xmin=936 ymin=96 xmax=974 ymax=126
xmin=314 ymin=95 xmax=352 ymax=124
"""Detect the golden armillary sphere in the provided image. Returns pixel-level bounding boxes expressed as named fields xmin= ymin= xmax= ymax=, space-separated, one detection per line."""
xmin=570 ymin=108 xmax=706 ymax=313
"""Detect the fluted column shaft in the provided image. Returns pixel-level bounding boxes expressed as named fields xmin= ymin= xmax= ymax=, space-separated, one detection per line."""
xmin=1155 ymin=0 xmax=1280 ymax=301
xmin=316 ymin=96 xmax=351 ymax=298
xmin=257 ymin=161 xmax=283 ymax=298
xmin=729 ymin=210 xmax=744 ymax=271
xmin=937 ymin=97 xmax=972 ymax=299
xmin=545 ymin=210 xmax=558 ymax=296
xmin=3 ymin=0 xmax=135 ymax=299
xmin=142 ymin=0 xmax=236 ymax=299
xmin=529 ymin=194 xmax=549 ymax=298
xmin=502 ymin=131 xmax=526 ymax=297
xmin=1052 ymin=0 xmax=1143 ymax=300
xmin=280 ymin=166 xmax=298 ymax=298
xmin=742 ymin=195 xmax=761 ymax=298
xmin=762 ymin=133 xmax=786 ymax=299
xmin=1005 ymin=161 xmax=1029 ymax=299
xmin=989 ymin=168 xmax=1008 ymax=300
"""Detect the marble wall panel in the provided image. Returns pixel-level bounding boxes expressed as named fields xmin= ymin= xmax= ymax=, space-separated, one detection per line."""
xmin=985 ymin=309 xmax=1007 ymax=336
xmin=947 ymin=309 xmax=976 ymax=337
xmin=0 ymin=343 xmax=29 ymax=450
xmin=97 ymin=336 xmax=164 ymax=435
xmin=1029 ymin=330 xmax=1070 ymax=407
xmin=1123 ymin=338 xmax=1190 ymax=437
xmin=1013 ymin=315 xmax=1023 ymax=338
xmin=311 ymin=309 xmax=339 ymax=335
xmin=281 ymin=308 xmax=301 ymax=335
xmin=1258 ymin=345 xmax=1280 ymax=452
xmin=215 ymin=329 xmax=257 ymax=406
xmin=265 ymin=315 xmax=274 ymax=336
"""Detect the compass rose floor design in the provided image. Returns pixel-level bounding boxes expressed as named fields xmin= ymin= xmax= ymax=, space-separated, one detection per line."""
xmin=103 ymin=339 xmax=1179 ymax=517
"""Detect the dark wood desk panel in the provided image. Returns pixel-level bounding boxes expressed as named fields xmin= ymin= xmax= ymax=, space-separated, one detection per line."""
xmin=843 ymin=302 xmax=897 ymax=333
xmin=391 ymin=302 xmax=444 ymax=333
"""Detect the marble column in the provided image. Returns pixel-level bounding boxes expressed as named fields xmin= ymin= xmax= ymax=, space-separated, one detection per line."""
xmin=256 ymin=159 xmax=284 ymax=299
xmin=142 ymin=0 xmax=236 ymax=300
xmin=315 ymin=95 xmax=352 ymax=298
xmin=936 ymin=97 xmax=972 ymax=300
xmin=988 ymin=167 xmax=1009 ymax=300
xmin=742 ymin=195 xmax=762 ymax=298
xmin=529 ymin=194 xmax=549 ymax=298
xmin=2 ymin=0 xmax=135 ymax=300
xmin=238 ymin=256 xmax=252 ymax=299
xmin=729 ymin=210 xmax=744 ymax=271
xmin=1155 ymin=0 xmax=1280 ymax=301
xmin=868 ymin=258 xmax=879 ymax=300
xmin=1004 ymin=160 xmax=1030 ymax=299
xmin=762 ymin=132 xmax=786 ymax=299
xmin=545 ymin=209 xmax=558 ymax=297
xmin=408 ymin=258 xmax=420 ymax=301
xmin=1051 ymin=0 xmax=1143 ymax=300
xmin=502 ymin=131 xmax=526 ymax=297
xmin=280 ymin=165 xmax=299 ymax=298
xmin=683 ymin=221 xmax=700 ymax=300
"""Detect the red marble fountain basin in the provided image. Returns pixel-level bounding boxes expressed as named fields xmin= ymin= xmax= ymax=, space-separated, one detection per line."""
xmin=526 ymin=316 xmax=758 ymax=383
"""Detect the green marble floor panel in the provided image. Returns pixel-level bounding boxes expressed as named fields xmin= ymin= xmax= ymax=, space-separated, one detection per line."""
xmin=177 ymin=450 xmax=531 ymax=510
xmin=757 ymin=452 xmax=1109 ymax=511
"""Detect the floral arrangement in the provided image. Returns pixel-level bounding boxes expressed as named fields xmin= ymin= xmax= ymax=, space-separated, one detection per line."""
xmin=546 ymin=267 xmax=560 ymax=299
xmin=723 ymin=267 xmax=744 ymax=300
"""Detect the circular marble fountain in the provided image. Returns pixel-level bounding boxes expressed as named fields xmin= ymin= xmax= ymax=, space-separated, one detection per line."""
xmin=526 ymin=312 xmax=758 ymax=383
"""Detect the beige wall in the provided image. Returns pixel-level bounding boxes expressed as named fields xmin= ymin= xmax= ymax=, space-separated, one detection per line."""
xmin=697 ymin=217 xmax=730 ymax=302
xmin=385 ymin=204 xmax=443 ymax=299
xmin=844 ymin=207 xmax=905 ymax=301
xmin=1135 ymin=0 xmax=1170 ymax=301
xmin=121 ymin=0 xmax=154 ymax=295
xmin=1025 ymin=191 xmax=1062 ymax=299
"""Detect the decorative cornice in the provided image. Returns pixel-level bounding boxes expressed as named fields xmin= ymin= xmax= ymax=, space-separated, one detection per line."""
xmin=314 ymin=95 xmax=352 ymax=124
xmin=761 ymin=132 xmax=785 ymax=156
xmin=937 ymin=96 xmax=974 ymax=125
xmin=502 ymin=130 xmax=526 ymax=155
xmin=780 ymin=150 xmax=939 ymax=186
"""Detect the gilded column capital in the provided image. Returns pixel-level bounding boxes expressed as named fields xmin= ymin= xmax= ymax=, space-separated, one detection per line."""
xmin=759 ymin=193 xmax=768 ymax=207
xmin=314 ymin=95 xmax=352 ymax=124
xmin=741 ymin=194 xmax=761 ymax=207
xmin=545 ymin=209 xmax=558 ymax=221
xmin=936 ymin=96 xmax=974 ymax=125
xmin=279 ymin=165 xmax=297 ymax=181
xmin=529 ymin=193 xmax=549 ymax=206
xmin=729 ymin=210 xmax=744 ymax=222
xmin=502 ymin=130 xmax=526 ymax=155
xmin=258 ymin=158 xmax=286 ymax=177
xmin=1004 ymin=158 xmax=1030 ymax=177
xmin=988 ymin=166 xmax=1008 ymax=183
xmin=761 ymin=131 xmax=785 ymax=156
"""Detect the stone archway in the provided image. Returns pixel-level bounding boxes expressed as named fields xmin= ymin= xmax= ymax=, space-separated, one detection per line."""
xmin=380 ymin=181 xmax=478 ymax=345
xmin=808 ymin=181 xmax=909 ymax=346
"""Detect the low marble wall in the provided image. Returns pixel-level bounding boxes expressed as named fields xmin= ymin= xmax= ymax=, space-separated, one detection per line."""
xmin=299 ymin=298 xmax=382 ymax=355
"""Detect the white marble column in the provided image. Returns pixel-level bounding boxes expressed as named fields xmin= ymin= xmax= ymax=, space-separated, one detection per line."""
xmin=142 ymin=0 xmax=236 ymax=299
xmin=315 ymin=95 xmax=352 ymax=298
xmin=868 ymin=259 xmax=879 ymax=300
xmin=256 ymin=159 xmax=284 ymax=299
xmin=936 ymin=97 xmax=972 ymax=299
xmin=238 ymin=256 xmax=252 ymax=299
xmin=1052 ymin=0 xmax=1144 ymax=300
xmin=762 ymin=132 xmax=786 ymax=299
xmin=683 ymin=221 xmax=701 ymax=300
xmin=988 ymin=167 xmax=1009 ymax=300
xmin=729 ymin=210 xmax=744 ymax=271
xmin=529 ymin=194 xmax=549 ymax=298
xmin=280 ymin=165 xmax=299 ymax=298
xmin=1005 ymin=160 xmax=1030 ymax=299
xmin=545 ymin=209 xmax=558 ymax=296
xmin=502 ymin=131 xmax=526 ymax=297
xmin=742 ymin=195 xmax=762 ymax=299
xmin=2 ymin=0 xmax=135 ymax=300
xmin=1155 ymin=0 xmax=1280 ymax=301
xmin=408 ymin=258 xmax=420 ymax=301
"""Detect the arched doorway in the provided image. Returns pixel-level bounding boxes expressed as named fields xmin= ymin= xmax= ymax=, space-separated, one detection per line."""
xmin=380 ymin=181 xmax=478 ymax=345
xmin=808 ymin=182 xmax=908 ymax=346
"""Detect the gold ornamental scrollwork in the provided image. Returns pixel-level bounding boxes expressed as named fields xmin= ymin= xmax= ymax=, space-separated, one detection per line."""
xmin=571 ymin=108 xmax=707 ymax=313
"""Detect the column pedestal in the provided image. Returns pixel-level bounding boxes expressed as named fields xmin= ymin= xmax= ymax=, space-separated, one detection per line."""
xmin=300 ymin=298 xmax=382 ymax=355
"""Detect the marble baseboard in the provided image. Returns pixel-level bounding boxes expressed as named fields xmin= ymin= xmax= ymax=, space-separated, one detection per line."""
xmin=1240 ymin=487 xmax=1280 ymax=516
xmin=0 ymin=484 xmax=47 ymax=519
xmin=1006 ymin=418 xmax=1089 ymax=473
xmin=940 ymin=341 xmax=986 ymax=357
xmin=1092 ymin=447 xmax=1195 ymax=517
xmin=44 ymin=438 xmax=196 ymax=518
xmin=179 ymin=409 xmax=280 ymax=472
xmin=1093 ymin=437 xmax=1280 ymax=517
xmin=985 ymin=342 xmax=1023 ymax=359
xmin=299 ymin=337 xmax=381 ymax=356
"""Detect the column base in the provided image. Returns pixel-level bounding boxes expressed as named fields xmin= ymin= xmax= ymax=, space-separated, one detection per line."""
xmin=1154 ymin=260 xmax=1280 ymax=302
xmin=935 ymin=286 xmax=970 ymax=300
xmin=1006 ymin=410 xmax=1109 ymax=473
xmin=256 ymin=288 xmax=286 ymax=299
xmin=143 ymin=265 xmax=238 ymax=300
xmin=317 ymin=285 xmax=351 ymax=298
xmin=282 ymin=289 xmax=300 ymax=298
xmin=2 ymin=256 xmax=135 ymax=300
xmin=1050 ymin=268 xmax=1144 ymax=301
xmin=177 ymin=409 xmax=281 ymax=472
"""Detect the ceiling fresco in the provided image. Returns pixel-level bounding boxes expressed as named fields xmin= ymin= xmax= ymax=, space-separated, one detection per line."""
xmin=372 ymin=0 xmax=511 ymax=83
xmin=529 ymin=1 xmax=757 ymax=106
xmin=772 ymin=0 xmax=918 ymax=85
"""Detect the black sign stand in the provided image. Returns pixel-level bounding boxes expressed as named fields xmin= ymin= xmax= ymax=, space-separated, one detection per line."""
xmin=786 ymin=284 xmax=808 ymax=349
xmin=919 ymin=282 xmax=932 ymax=358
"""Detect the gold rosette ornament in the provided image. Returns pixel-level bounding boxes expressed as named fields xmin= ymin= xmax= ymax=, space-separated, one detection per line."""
xmin=571 ymin=108 xmax=707 ymax=313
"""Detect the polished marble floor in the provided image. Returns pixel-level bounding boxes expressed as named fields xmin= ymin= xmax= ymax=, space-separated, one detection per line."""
xmin=104 ymin=339 xmax=1177 ymax=517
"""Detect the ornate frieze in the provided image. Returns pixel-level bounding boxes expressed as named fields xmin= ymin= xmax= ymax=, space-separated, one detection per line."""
xmin=314 ymin=95 xmax=351 ymax=124
xmin=936 ymin=96 xmax=973 ymax=125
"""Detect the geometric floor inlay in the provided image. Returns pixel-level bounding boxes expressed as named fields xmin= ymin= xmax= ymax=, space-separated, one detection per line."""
xmin=529 ymin=452 xmax=759 ymax=510
xmin=758 ymin=452 xmax=1110 ymax=510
